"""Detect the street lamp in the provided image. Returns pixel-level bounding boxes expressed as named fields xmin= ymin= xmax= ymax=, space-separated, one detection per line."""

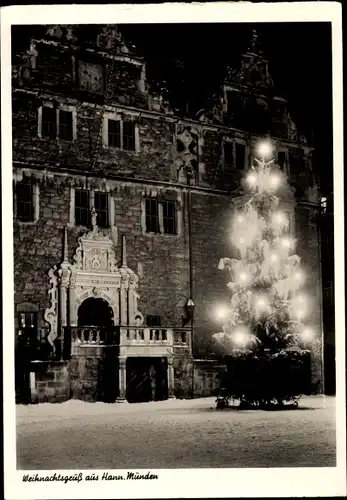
xmin=182 ymin=298 xmax=195 ymax=327
xmin=185 ymin=298 xmax=195 ymax=320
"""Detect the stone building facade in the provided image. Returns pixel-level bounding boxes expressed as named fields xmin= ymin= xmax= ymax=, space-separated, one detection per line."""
xmin=12 ymin=25 xmax=323 ymax=403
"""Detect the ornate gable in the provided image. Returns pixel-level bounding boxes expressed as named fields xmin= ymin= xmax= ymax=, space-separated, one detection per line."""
xmin=225 ymin=30 xmax=274 ymax=91
xmin=44 ymin=221 xmax=144 ymax=348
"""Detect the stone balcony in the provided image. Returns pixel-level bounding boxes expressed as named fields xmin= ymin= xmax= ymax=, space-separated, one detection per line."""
xmin=68 ymin=325 xmax=192 ymax=358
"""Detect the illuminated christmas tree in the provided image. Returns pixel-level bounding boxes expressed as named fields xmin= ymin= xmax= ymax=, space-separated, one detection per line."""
xmin=214 ymin=141 xmax=313 ymax=408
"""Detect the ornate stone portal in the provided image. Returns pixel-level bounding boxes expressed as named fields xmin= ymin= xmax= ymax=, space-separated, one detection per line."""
xmin=44 ymin=223 xmax=144 ymax=347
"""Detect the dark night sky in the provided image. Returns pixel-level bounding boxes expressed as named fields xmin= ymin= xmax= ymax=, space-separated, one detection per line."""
xmin=12 ymin=22 xmax=333 ymax=190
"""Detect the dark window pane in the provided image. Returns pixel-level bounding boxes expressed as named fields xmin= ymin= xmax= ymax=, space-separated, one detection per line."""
xmin=94 ymin=191 xmax=108 ymax=228
xmin=235 ymin=143 xmax=246 ymax=170
xmin=145 ymin=198 xmax=159 ymax=233
xmin=163 ymin=200 xmax=177 ymax=234
xmin=42 ymin=106 xmax=56 ymax=139
xmin=108 ymin=119 xmax=121 ymax=148
xmin=18 ymin=312 xmax=38 ymax=347
xmin=146 ymin=315 xmax=162 ymax=327
xmin=123 ymin=121 xmax=136 ymax=151
xmin=16 ymin=182 xmax=33 ymax=222
xmin=224 ymin=142 xmax=234 ymax=168
xmin=278 ymin=151 xmax=286 ymax=170
xmin=289 ymin=150 xmax=304 ymax=175
xmin=59 ymin=110 xmax=73 ymax=141
xmin=75 ymin=189 xmax=90 ymax=226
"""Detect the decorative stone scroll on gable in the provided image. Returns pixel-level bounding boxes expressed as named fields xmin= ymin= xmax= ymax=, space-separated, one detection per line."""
xmin=174 ymin=125 xmax=202 ymax=185
xmin=44 ymin=224 xmax=144 ymax=347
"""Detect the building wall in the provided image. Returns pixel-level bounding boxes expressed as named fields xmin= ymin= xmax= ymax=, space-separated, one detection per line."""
xmin=13 ymin=168 xmax=235 ymax=354
xmin=13 ymin=25 xmax=324 ymax=397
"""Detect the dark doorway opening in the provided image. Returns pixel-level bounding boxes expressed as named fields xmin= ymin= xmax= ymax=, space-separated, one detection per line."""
xmin=77 ymin=297 xmax=114 ymax=327
xmin=126 ymin=357 xmax=168 ymax=403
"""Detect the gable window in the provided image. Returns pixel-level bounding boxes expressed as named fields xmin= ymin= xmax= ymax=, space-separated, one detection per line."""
xmin=16 ymin=180 xmax=33 ymax=222
xmin=94 ymin=191 xmax=109 ymax=228
xmin=75 ymin=189 xmax=90 ymax=226
xmin=145 ymin=198 xmax=160 ymax=233
xmin=39 ymin=105 xmax=76 ymax=141
xmin=162 ymin=200 xmax=177 ymax=235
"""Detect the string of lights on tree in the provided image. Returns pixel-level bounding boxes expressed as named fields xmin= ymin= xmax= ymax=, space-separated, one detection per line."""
xmin=214 ymin=141 xmax=314 ymax=353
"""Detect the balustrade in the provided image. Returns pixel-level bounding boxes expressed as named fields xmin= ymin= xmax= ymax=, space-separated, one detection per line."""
xmin=69 ymin=326 xmax=119 ymax=345
xmin=173 ymin=328 xmax=191 ymax=346
xmin=67 ymin=325 xmax=191 ymax=348
xmin=120 ymin=326 xmax=172 ymax=344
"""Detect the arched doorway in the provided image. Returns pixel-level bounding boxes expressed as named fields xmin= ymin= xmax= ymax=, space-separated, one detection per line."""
xmin=77 ymin=297 xmax=114 ymax=327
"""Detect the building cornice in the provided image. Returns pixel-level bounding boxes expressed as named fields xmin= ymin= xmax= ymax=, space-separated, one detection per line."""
xmin=13 ymin=161 xmax=232 ymax=197
xmin=12 ymin=87 xmax=314 ymax=150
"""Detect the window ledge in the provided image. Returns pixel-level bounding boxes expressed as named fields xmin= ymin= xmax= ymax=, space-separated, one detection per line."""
xmin=37 ymin=137 xmax=75 ymax=144
xmin=144 ymin=231 xmax=179 ymax=238
xmin=102 ymin=144 xmax=138 ymax=154
xmin=15 ymin=220 xmax=38 ymax=226
xmin=68 ymin=223 xmax=111 ymax=230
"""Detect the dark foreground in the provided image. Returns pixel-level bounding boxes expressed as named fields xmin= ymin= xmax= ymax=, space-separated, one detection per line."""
xmin=17 ymin=395 xmax=336 ymax=469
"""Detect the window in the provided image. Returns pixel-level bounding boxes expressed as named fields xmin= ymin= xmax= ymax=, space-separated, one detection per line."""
xmin=143 ymin=196 xmax=180 ymax=236
xmin=223 ymin=142 xmax=234 ymax=168
xmin=94 ymin=191 xmax=109 ymax=228
xmin=105 ymin=116 xmax=137 ymax=151
xmin=40 ymin=106 xmax=74 ymax=141
xmin=75 ymin=189 xmax=90 ymax=226
xmin=123 ymin=121 xmax=136 ymax=151
xmin=59 ymin=110 xmax=73 ymax=141
xmin=321 ymin=197 xmax=327 ymax=214
xmin=71 ymin=188 xmax=112 ymax=228
xmin=108 ymin=120 xmax=121 ymax=148
xmin=16 ymin=181 xmax=33 ymax=222
xmin=323 ymin=281 xmax=334 ymax=306
xmin=223 ymin=142 xmax=246 ymax=171
xmin=42 ymin=106 xmax=57 ymax=139
xmin=235 ymin=143 xmax=246 ymax=170
xmin=145 ymin=198 xmax=159 ymax=233
xmin=278 ymin=151 xmax=287 ymax=170
xmin=162 ymin=200 xmax=177 ymax=235
xmin=19 ymin=312 xmax=37 ymax=329
xmin=146 ymin=315 xmax=162 ymax=327
xmin=18 ymin=312 xmax=38 ymax=346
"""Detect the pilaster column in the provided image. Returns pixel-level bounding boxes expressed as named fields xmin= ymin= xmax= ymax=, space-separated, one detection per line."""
xmin=68 ymin=285 xmax=76 ymax=326
xmin=119 ymin=276 xmax=128 ymax=325
xmin=117 ymin=357 xmax=127 ymax=402
xmin=167 ymin=357 xmax=175 ymax=399
xmin=59 ymin=286 xmax=68 ymax=327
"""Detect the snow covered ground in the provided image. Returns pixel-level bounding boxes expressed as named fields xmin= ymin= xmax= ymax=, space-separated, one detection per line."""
xmin=16 ymin=395 xmax=336 ymax=469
